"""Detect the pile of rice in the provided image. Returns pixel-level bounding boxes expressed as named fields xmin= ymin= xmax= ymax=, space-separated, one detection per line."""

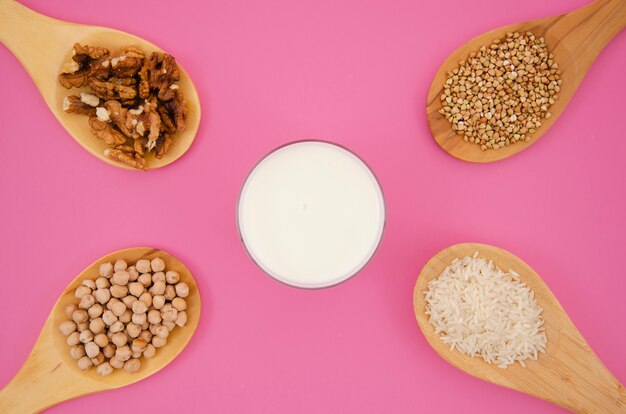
xmin=424 ymin=252 xmax=547 ymax=368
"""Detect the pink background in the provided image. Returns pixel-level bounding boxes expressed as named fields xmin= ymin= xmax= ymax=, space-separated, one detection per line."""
xmin=1 ymin=0 xmax=625 ymax=412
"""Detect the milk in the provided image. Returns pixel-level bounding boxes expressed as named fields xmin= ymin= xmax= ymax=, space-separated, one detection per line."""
xmin=237 ymin=141 xmax=385 ymax=288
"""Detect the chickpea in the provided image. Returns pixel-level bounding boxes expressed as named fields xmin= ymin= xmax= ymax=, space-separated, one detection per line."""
xmin=175 ymin=282 xmax=189 ymax=298
xmin=97 ymin=362 xmax=113 ymax=376
xmin=132 ymin=312 xmax=147 ymax=325
xmin=141 ymin=321 xmax=149 ymax=330
xmin=152 ymin=272 xmax=166 ymax=283
xmin=71 ymin=309 xmax=89 ymax=324
xmin=110 ymin=357 xmax=124 ymax=369
xmin=102 ymin=344 xmax=116 ymax=359
xmin=112 ymin=270 xmax=130 ymax=286
xmin=132 ymin=351 xmax=142 ymax=358
xmin=155 ymin=325 xmax=169 ymax=339
xmin=107 ymin=298 xmax=120 ymax=310
xmin=59 ymin=321 xmax=77 ymax=336
xmin=162 ymin=320 xmax=176 ymax=331
xmin=150 ymin=281 xmax=165 ymax=296
xmin=94 ymin=333 xmax=109 ymax=347
xmin=77 ymin=356 xmax=93 ymax=370
xmin=67 ymin=331 xmax=80 ymax=346
xmin=82 ymin=279 xmax=96 ymax=290
xmin=95 ymin=277 xmax=110 ymax=289
xmin=160 ymin=304 xmax=178 ymax=322
xmin=165 ymin=271 xmax=180 ymax=284
xmin=79 ymin=330 xmax=94 ymax=344
xmin=175 ymin=311 xmax=188 ymax=327
xmin=109 ymin=321 xmax=125 ymax=333
xmin=151 ymin=257 xmax=165 ymax=272
xmin=115 ymin=345 xmax=132 ymax=362
xmin=152 ymin=336 xmax=167 ymax=348
xmin=85 ymin=342 xmax=100 ymax=358
xmin=102 ymin=310 xmax=117 ymax=326
xmin=119 ymin=310 xmax=132 ymax=324
xmin=99 ymin=262 xmax=114 ymax=278
xmin=172 ymin=297 xmax=187 ymax=311
xmin=164 ymin=285 xmax=176 ymax=301
xmin=139 ymin=330 xmax=153 ymax=342
xmin=79 ymin=294 xmax=96 ymax=309
xmin=149 ymin=324 xmax=160 ymax=335
xmin=128 ymin=282 xmax=144 ymax=298
xmin=132 ymin=300 xmax=148 ymax=314
xmin=94 ymin=288 xmax=111 ymax=304
xmin=139 ymin=292 xmax=152 ymax=307
xmin=110 ymin=285 xmax=128 ymax=299
xmin=127 ymin=266 xmax=139 ymax=281
xmin=76 ymin=322 xmax=89 ymax=332
xmin=112 ymin=332 xmax=128 ymax=347
xmin=88 ymin=303 xmax=103 ymax=319
xmin=122 ymin=295 xmax=136 ymax=309
xmin=147 ymin=309 xmax=162 ymax=324
xmin=113 ymin=259 xmax=127 ymax=271
xmin=131 ymin=338 xmax=148 ymax=353
xmin=143 ymin=344 xmax=156 ymax=359
xmin=89 ymin=318 xmax=105 ymax=334
xmin=64 ymin=304 xmax=78 ymax=318
xmin=74 ymin=285 xmax=92 ymax=299
xmin=124 ymin=358 xmax=141 ymax=373
xmin=91 ymin=353 xmax=105 ymax=366
xmin=138 ymin=273 xmax=152 ymax=287
xmin=136 ymin=259 xmax=151 ymax=274
xmin=70 ymin=345 xmax=85 ymax=359
xmin=126 ymin=323 xmax=141 ymax=338
xmin=111 ymin=300 xmax=126 ymax=317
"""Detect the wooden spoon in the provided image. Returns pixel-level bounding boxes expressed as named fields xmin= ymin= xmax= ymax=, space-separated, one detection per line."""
xmin=0 ymin=247 xmax=201 ymax=413
xmin=0 ymin=0 xmax=201 ymax=170
xmin=426 ymin=0 xmax=626 ymax=163
xmin=413 ymin=243 xmax=626 ymax=413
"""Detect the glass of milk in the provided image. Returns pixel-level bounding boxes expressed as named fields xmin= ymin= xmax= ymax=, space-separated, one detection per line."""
xmin=237 ymin=141 xmax=386 ymax=289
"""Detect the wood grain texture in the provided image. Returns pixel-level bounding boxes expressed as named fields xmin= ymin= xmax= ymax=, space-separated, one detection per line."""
xmin=413 ymin=243 xmax=626 ymax=413
xmin=426 ymin=0 xmax=626 ymax=163
xmin=0 ymin=247 xmax=201 ymax=414
xmin=0 ymin=0 xmax=201 ymax=170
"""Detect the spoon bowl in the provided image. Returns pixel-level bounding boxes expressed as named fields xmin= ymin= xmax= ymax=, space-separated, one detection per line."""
xmin=413 ymin=243 xmax=625 ymax=413
xmin=0 ymin=247 xmax=201 ymax=413
xmin=0 ymin=0 xmax=201 ymax=170
xmin=426 ymin=0 xmax=626 ymax=163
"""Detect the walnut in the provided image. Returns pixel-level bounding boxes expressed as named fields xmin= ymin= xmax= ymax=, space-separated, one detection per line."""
xmin=104 ymin=100 xmax=131 ymax=136
xmin=63 ymin=96 xmax=97 ymax=116
xmin=104 ymin=148 xmax=146 ymax=170
xmin=159 ymin=92 xmax=187 ymax=133
xmin=88 ymin=117 xmax=126 ymax=146
xmin=154 ymin=134 xmax=172 ymax=159
xmin=89 ymin=79 xmax=137 ymax=100
xmin=139 ymin=53 xmax=180 ymax=102
xmin=59 ymin=44 xmax=111 ymax=88
xmin=110 ymin=47 xmax=144 ymax=78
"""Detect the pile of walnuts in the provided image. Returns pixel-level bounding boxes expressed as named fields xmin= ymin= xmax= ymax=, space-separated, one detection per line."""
xmin=58 ymin=257 xmax=190 ymax=376
xmin=59 ymin=44 xmax=187 ymax=169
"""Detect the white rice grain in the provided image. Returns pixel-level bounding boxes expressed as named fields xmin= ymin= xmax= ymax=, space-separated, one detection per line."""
xmin=424 ymin=253 xmax=547 ymax=368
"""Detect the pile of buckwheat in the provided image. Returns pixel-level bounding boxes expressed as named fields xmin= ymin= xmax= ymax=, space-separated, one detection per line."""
xmin=58 ymin=257 xmax=190 ymax=376
xmin=439 ymin=31 xmax=562 ymax=150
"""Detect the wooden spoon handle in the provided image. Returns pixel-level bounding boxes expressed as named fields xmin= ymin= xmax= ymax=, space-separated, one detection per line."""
xmin=545 ymin=326 xmax=626 ymax=413
xmin=0 ymin=0 xmax=83 ymax=103
xmin=0 ymin=322 xmax=102 ymax=413
xmin=553 ymin=0 xmax=626 ymax=77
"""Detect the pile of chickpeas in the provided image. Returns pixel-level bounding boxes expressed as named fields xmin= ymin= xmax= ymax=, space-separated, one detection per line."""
xmin=58 ymin=257 xmax=189 ymax=376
